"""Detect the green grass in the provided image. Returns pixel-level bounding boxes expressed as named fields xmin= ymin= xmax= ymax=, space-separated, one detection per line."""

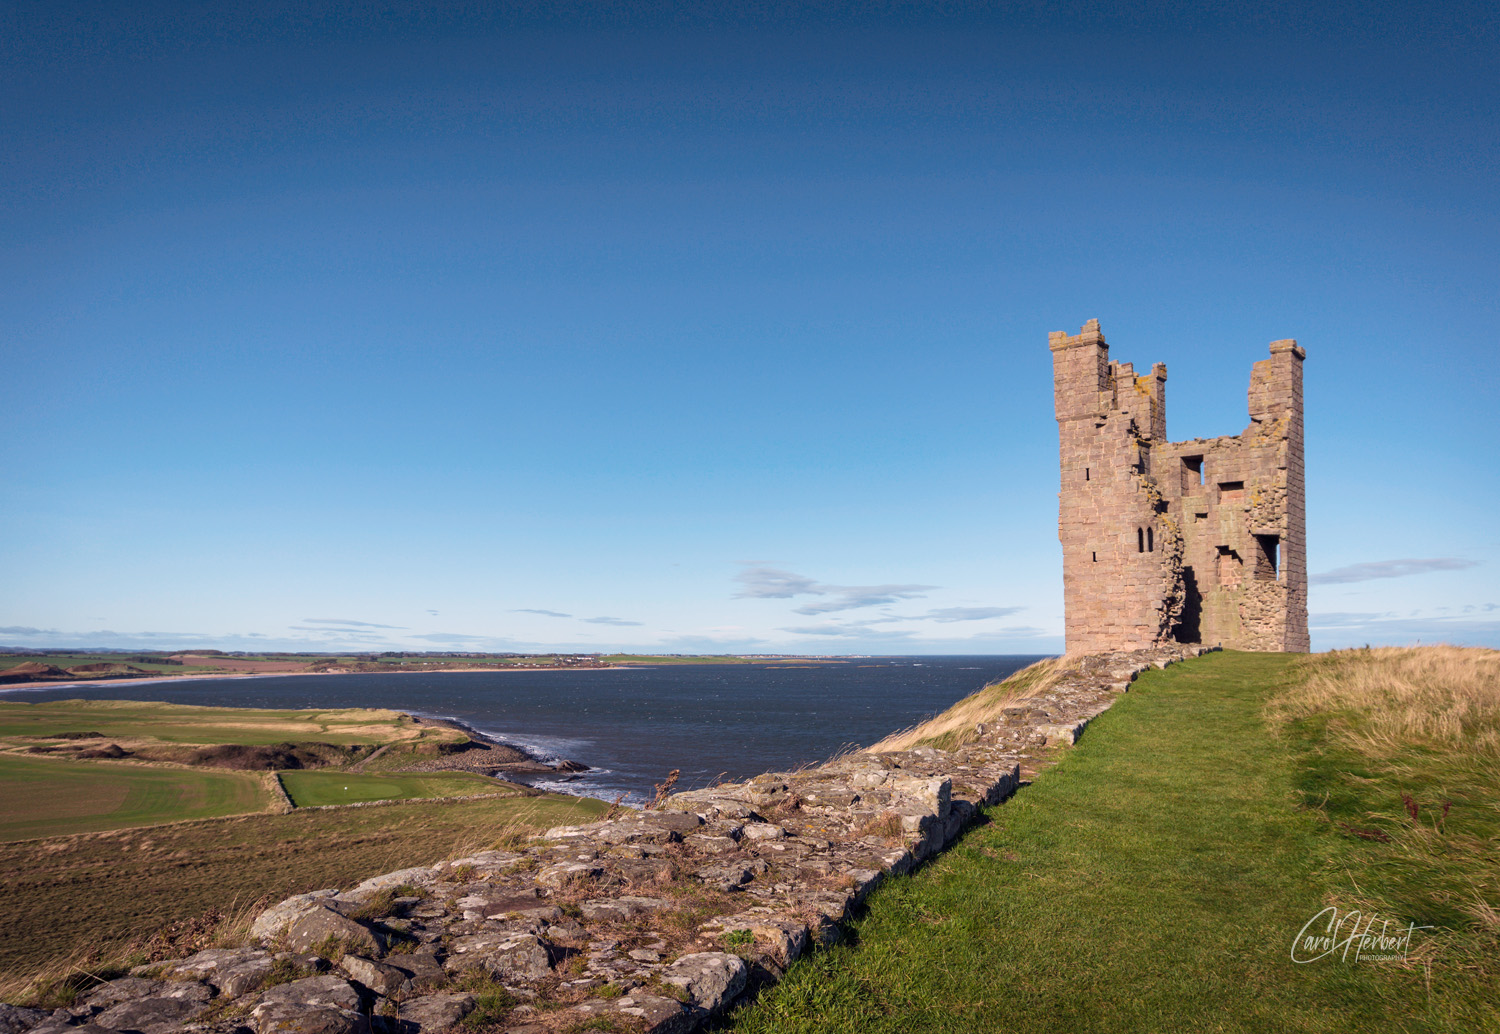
xmin=277 ymin=769 xmax=507 ymax=806
xmin=0 ymin=755 xmax=268 ymax=841
xmin=0 ymin=790 xmax=609 ymax=994
xmin=728 ymin=652 xmax=1496 ymax=1034
xmin=0 ymin=698 xmax=439 ymax=746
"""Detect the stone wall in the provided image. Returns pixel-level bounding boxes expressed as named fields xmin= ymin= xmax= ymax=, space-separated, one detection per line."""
xmin=1051 ymin=320 xmax=1308 ymax=654
xmin=1 ymin=645 xmax=1207 ymax=1034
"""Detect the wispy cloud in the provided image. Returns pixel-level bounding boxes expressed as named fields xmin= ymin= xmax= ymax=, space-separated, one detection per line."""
xmin=1310 ymin=558 xmax=1477 ymax=585
xmin=407 ymin=632 xmax=496 ymax=643
xmin=921 ymin=606 xmax=1024 ymax=623
xmin=0 ymin=626 xmax=45 ymax=635
xmin=780 ymin=623 xmax=919 ymax=639
xmin=733 ymin=567 xmax=823 ymax=599
xmin=735 ymin=565 xmax=937 ymax=615
xmin=515 ymin=608 xmax=572 ymax=618
xmin=583 ymin=616 xmax=643 ymax=627
xmin=301 ymin=617 xmax=407 ymax=629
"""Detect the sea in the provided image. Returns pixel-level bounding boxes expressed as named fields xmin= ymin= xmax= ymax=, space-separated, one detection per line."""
xmin=8 ymin=656 xmax=1045 ymax=804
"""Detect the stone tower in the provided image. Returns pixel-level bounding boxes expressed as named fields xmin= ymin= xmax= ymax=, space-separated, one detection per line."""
xmin=1051 ymin=319 xmax=1308 ymax=654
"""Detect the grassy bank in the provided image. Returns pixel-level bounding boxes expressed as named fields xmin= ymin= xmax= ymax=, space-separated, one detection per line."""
xmin=729 ymin=650 xmax=1498 ymax=1033
xmin=0 ymin=790 xmax=608 ymax=998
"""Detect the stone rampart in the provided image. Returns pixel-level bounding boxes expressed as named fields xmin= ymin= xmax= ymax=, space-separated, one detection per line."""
xmin=1 ymin=645 xmax=1207 ymax=1034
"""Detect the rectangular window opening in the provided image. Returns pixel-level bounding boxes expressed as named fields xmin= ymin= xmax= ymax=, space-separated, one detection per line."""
xmin=1181 ymin=455 xmax=1204 ymax=492
xmin=1085 ymin=467 xmax=1090 ymax=481
xmin=1254 ymin=534 xmax=1281 ymax=581
xmin=1137 ymin=528 xmax=1145 ymax=553
xmin=1092 ymin=551 xmax=1097 ymax=563
xmin=1147 ymin=527 xmax=1154 ymax=552
xmin=1218 ymin=480 xmax=1245 ymax=504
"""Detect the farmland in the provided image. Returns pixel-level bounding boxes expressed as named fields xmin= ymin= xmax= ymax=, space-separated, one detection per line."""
xmin=0 ymin=789 xmax=609 ymax=996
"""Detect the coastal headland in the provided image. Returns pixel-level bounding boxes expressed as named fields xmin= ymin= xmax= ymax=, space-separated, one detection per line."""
xmin=0 ymin=698 xmax=588 ymax=843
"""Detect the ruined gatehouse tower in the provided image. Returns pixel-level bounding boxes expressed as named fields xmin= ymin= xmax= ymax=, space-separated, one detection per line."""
xmin=1051 ymin=319 xmax=1309 ymax=654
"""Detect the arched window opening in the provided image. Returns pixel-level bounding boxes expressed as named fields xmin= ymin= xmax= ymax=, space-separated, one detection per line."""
xmin=1147 ymin=527 xmax=1154 ymax=552
xmin=1137 ymin=528 xmax=1144 ymax=553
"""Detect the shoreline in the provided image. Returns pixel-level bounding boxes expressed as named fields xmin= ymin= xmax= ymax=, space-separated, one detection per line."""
xmin=0 ymin=673 xmax=595 ymax=779
xmin=0 ymin=664 xmax=631 ymax=694
xmin=403 ymin=713 xmax=590 ymax=777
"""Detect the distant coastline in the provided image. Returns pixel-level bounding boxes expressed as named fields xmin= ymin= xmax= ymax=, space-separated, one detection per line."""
xmin=0 ymin=663 xmax=630 ymax=694
xmin=0 ymin=650 xmax=839 ymax=693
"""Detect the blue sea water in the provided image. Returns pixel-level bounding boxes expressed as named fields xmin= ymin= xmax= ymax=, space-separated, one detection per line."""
xmin=8 ymin=656 xmax=1044 ymax=803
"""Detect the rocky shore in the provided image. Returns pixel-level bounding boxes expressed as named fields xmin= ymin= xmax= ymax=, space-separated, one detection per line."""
xmin=0 ymin=645 xmax=1207 ymax=1034
xmin=399 ymin=717 xmax=588 ymax=778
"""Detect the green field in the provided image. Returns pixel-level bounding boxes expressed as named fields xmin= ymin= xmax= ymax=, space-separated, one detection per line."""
xmin=729 ymin=651 xmax=1498 ymax=1034
xmin=0 ymin=755 xmax=268 ymax=841
xmin=0 ymin=698 xmax=442 ymax=746
xmin=0 ymin=790 xmax=609 ymax=996
xmin=278 ymin=769 xmax=507 ymax=806
xmin=0 ymin=653 xmax=223 ymax=674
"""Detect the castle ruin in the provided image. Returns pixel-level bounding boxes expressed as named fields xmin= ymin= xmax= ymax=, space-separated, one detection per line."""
xmin=1051 ymin=319 xmax=1308 ymax=654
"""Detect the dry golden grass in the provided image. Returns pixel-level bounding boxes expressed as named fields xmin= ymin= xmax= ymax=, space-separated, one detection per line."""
xmin=867 ymin=657 xmax=1065 ymax=753
xmin=1269 ymin=644 xmax=1500 ymax=757
xmin=1266 ymin=644 xmax=1500 ymax=999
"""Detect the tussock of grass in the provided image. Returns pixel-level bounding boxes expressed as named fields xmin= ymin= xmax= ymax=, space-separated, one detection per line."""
xmin=867 ymin=657 xmax=1064 ymax=753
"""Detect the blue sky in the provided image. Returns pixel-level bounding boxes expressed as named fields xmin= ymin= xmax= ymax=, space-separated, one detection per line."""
xmin=3 ymin=1 xmax=1497 ymax=655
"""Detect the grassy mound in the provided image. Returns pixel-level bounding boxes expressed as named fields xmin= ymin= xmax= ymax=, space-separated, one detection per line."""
xmin=868 ymin=657 xmax=1064 ymax=753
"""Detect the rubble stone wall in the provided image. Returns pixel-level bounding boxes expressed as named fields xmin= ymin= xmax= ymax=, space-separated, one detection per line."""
xmin=1051 ymin=320 xmax=1308 ymax=654
xmin=2 ymin=645 xmax=1208 ymax=1034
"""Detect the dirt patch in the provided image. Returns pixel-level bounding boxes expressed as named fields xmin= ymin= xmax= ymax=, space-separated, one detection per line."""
xmin=75 ymin=744 xmax=131 ymax=759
